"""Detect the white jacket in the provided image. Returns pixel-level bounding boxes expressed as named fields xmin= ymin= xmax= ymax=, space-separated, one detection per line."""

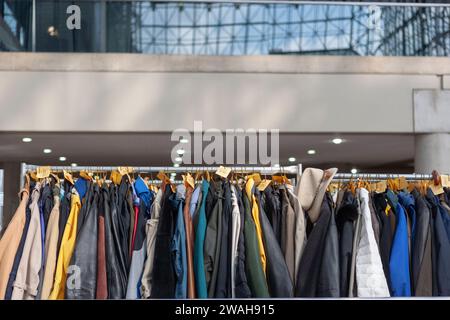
xmin=356 ymin=188 xmax=390 ymax=297
xmin=230 ymin=185 xmax=241 ymax=298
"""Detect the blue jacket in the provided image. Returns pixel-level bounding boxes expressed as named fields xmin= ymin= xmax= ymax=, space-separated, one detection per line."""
xmin=389 ymin=202 xmax=411 ymax=296
xmin=194 ymin=180 xmax=210 ymax=298
xmin=398 ymin=192 xmax=416 ymax=252
xmin=171 ymin=186 xmax=187 ymax=299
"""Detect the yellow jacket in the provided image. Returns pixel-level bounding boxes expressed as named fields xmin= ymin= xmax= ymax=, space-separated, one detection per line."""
xmin=245 ymin=178 xmax=267 ymax=275
xmin=48 ymin=193 xmax=81 ymax=300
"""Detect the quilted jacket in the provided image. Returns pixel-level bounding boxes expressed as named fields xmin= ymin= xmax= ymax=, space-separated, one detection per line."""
xmin=355 ymin=188 xmax=390 ymax=297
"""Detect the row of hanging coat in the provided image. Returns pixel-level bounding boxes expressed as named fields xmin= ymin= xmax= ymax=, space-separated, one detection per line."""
xmin=0 ymin=166 xmax=449 ymax=299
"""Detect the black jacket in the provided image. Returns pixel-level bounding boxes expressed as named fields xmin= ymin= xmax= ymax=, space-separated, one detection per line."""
xmin=151 ymin=185 xmax=178 ymax=298
xmin=105 ymin=183 xmax=128 ymax=299
xmin=426 ymin=189 xmax=450 ymax=296
xmin=117 ymin=176 xmax=132 ymax=267
xmin=66 ymin=183 xmax=99 ymax=299
xmin=295 ymin=193 xmax=340 ymax=297
xmin=336 ymin=191 xmax=358 ymax=297
xmin=411 ymin=189 xmax=432 ymax=296
xmin=215 ymin=181 xmax=232 ymax=298
xmin=263 ymin=186 xmax=282 ymax=245
xmin=256 ymin=189 xmax=293 ymax=297
xmin=57 ymin=180 xmax=72 ymax=258
xmin=234 ymin=186 xmax=252 ymax=298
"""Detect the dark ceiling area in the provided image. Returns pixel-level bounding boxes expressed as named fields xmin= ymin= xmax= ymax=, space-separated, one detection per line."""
xmin=0 ymin=132 xmax=415 ymax=173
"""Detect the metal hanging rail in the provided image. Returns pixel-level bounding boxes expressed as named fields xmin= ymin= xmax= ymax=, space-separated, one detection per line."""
xmin=21 ymin=163 xmax=301 ymax=174
xmin=333 ymin=173 xmax=433 ymax=180
xmin=20 ymin=163 xmax=302 ymax=188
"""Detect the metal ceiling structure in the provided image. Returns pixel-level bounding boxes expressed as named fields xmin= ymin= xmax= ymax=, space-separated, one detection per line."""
xmin=0 ymin=0 xmax=449 ymax=56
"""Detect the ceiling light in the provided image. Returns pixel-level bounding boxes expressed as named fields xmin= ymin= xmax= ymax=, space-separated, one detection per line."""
xmin=177 ymin=149 xmax=185 ymax=155
xmin=173 ymin=163 xmax=180 ymax=168
xmin=351 ymin=168 xmax=358 ymax=174
xmin=22 ymin=137 xmax=32 ymax=143
xmin=43 ymin=148 xmax=52 ymax=154
xmin=307 ymin=149 xmax=316 ymax=155
xmin=175 ymin=157 xmax=183 ymax=162
xmin=59 ymin=156 xmax=67 ymax=162
xmin=332 ymin=138 xmax=343 ymax=145
xmin=288 ymin=157 xmax=296 ymax=162
xmin=273 ymin=163 xmax=280 ymax=168
xmin=71 ymin=163 xmax=78 ymax=167
xmin=180 ymin=138 xmax=189 ymax=144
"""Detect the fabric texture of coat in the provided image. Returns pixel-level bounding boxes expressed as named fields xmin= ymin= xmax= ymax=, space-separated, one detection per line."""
xmin=389 ymin=201 xmax=412 ymax=296
xmin=151 ymin=184 xmax=177 ymax=298
xmin=410 ymin=190 xmax=432 ymax=296
xmin=355 ymin=188 xmax=390 ymax=297
xmin=66 ymin=183 xmax=99 ymax=299
xmin=295 ymin=193 xmax=339 ymax=297
xmin=0 ymin=185 xmax=30 ymax=299
xmin=40 ymin=184 xmax=61 ymax=299
xmin=256 ymin=189 xmax=293 ymax=297
xmin=140 ymin=188 xmax=163 ymax=298
xmin=11 ymin=184 xmax=42 ymax=300
xmin=49 ymin=191 xmax=81 ymax=300
xmin=194 ymin=180 xmax=210 ymax=299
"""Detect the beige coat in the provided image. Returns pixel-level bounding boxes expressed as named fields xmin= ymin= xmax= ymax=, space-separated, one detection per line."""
xmin=40 ymin=186 xmax=60 ymax=299
xmin=287 ymin=185 xmax=306 ymax=285
xmin=11 ymin=183 xmax=42 ymax=300
xmin=140 ymin=189 xmax=163 ymax=298
xmin=0 ymin=186 xmax=30 ymax=299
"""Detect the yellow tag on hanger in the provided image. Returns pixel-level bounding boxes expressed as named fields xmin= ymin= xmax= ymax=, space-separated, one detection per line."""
xmin=118 ymin=166 xmax=134 ymax=175
xmin=110 ymin=170 xmax=122 ymax=185
xmin=184 ymin=173 xmax=195 ymax=189
xmin=385 ymin=204 xmax=391 ymax=216
xmin=398 ymin=176 xmax=408 ymax=190
xmin=430 ymin=182 xmax=445 ymax=195
xmin=407 ymin=182 xmax=416 ymax=193
xmin=157 ymin=171 xmax=170 ymax=183
xmin=328 ymin=183 xmax=339 ymax=193
xmin=215 ymin=166 xmax=231 ymax=179
xmin=36 ymin=166 xmax=51 ymax=179
xmin=257 ymin=179 xmax=271 ymax=192
xmin=245 ymin=173 xmax=262 ymax=184
xmin=30 ymin=171 xmax=39 ymax=182
xmin=440 ymin=175 xmax=450 ymax=188
xmin=376 ymin=180 xmax=387 ymax=193
xmin=63 ymin=170 xmax=75 ymax=185
xmin=80 ymin=170 xmax=93 ymax=181
xmin=272 ymin=175 xmax=284 ymax=184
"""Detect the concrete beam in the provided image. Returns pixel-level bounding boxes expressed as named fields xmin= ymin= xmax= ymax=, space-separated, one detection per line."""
xmin=0 ymin=53 xmax=449 ymax=75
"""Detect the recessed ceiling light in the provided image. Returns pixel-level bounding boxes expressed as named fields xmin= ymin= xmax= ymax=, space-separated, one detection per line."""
xmin=332 ymin=138 xmax=343 ymax=145
xmin=173 ymin=163 xmax=180 ymax=168
xmin=307 ymin=149 xmax=316 ymax=155
xmin=71 ymin=163 xmax=78 ymax=167
xmin=175 ymin=157 xmax=183 ymax=162
xmin=180 ymin=138 xmax=189 ymax=144
xmin=177 ymin=149 xmax=185 ymax=155
xmin=43 ymin=148 xmax=52 ymax=154
xmin=288 ymin=157 xmax=296 ymax=162
xmin=22 ymin=137 xmax=32 ymax=143
xmin=59 ymin=156 xmax=67 ymax=162
xmin=351 ymin=168 xmax=358 ymax=174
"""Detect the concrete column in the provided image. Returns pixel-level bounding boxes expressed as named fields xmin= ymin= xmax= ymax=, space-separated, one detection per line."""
xmin=415 ymin=133 xmax=450 ymax=174
xmin=1 ymin=162 xmax=21 ymax=233
xmin=414 ymin=90 xmax=450 ymax=174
